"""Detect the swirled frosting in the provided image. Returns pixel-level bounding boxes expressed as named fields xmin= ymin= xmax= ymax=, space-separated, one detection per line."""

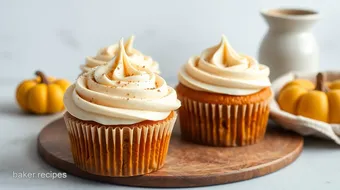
xmin=178 ymin=35 xmax=271 ymax=95
xmin=80 ymin=36 xmax=160 ymax=74
xmin=65 ymin=39 xmax=180 ymax=125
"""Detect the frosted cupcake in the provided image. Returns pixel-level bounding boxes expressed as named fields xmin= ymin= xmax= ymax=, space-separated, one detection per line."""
xmin=177 ymin=35 xmax=272 ymax=147
xmin=80 ymin=36 xmax=160 ymax=74
xmin=64 ymin=39 xmax=180 ymax=177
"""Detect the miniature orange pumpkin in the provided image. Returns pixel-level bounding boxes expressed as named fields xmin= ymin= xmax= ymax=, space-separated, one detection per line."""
xmin=278 ymin=73 xmax=340 ymax=123
xmin=16 ymin=71 xmax=70 ymax=114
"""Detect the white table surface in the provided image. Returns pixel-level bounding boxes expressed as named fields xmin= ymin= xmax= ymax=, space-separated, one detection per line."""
xmin=1 ymin=80 xmax=340 ymax=190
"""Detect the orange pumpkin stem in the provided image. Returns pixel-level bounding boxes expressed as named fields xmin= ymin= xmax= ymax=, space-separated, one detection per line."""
xmin=35 ymin=70 xmax=50 ymax=84
xmin=315 ymin=72 xmax=328 ymax=92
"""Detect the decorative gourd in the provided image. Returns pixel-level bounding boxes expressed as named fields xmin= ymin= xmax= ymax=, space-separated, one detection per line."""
xmin=16 ymin=71 xmax=70 ymax=114
xmin=278 ymin=72 xmax=340 ymax=123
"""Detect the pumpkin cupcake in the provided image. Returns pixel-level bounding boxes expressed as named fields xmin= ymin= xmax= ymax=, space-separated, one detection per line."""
xmin=80 ymin=35 xmax=160 ymax=74
xmin=64 ymin=39 xmax=181 ymax=177
xmin=177 ymin=35 xmax=272 ymax=147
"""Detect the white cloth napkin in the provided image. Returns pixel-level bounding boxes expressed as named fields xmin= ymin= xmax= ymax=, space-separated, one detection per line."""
xmin=270 ymin=71 xmax=340 ymax=145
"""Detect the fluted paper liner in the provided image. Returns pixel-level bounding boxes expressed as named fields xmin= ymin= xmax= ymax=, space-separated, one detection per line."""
xmin=271 ymin=71 xmax=340 ymax=145
xmin=64 ymin=113 xmax=176 ymax=177
xmin=179 ymin=97 xmax=270 ymax=147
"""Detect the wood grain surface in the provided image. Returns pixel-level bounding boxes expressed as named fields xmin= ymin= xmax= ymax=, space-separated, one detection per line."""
xmin=37 ymin=118 xmax=303 ymax=188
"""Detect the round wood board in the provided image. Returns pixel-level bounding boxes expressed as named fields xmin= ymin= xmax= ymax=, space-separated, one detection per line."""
xmin=38 ymin=118 xmax=303 ymax=188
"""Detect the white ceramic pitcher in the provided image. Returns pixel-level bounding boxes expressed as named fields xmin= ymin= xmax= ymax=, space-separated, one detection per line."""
xmin=258 ymin=8 xmax=320 ymax=80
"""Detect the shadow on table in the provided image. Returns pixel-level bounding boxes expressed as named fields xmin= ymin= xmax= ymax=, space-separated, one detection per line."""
xmin=0 ymin=101 xmax=62 ymax=118
xmin=0 ymin=101 xmax=29 ymax=117
xmin=303 ymin=136 xmax=340 ymax=150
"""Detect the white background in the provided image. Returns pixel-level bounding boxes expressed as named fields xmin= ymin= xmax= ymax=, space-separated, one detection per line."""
xmin=1 ymin=0 xmax=339 ymax=83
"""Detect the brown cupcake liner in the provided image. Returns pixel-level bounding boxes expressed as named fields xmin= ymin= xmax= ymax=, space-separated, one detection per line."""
xmin=179 ymin=97 xmax=270 ymax=147
xmin=64 ymin=113 xmax=176 ymax=177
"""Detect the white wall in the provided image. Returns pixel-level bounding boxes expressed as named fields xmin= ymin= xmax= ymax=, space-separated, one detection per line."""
xmin=1 ymin=0 xmax=339 ymax=83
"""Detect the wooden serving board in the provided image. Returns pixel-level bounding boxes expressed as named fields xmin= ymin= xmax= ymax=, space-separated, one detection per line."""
xmin=37 ymin=118 xmax=303 ymax=188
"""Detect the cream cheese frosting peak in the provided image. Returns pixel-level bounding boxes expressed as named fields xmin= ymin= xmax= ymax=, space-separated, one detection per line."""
xmin=80 ymin=36 xmax=160 ymax=74
xmin=202 ymin=35 xmax=249 ymax=68
xmin=178 ymin=35 xmax=271 ymax=95
xmin=65 ymin=39 xmax=180 ymax=125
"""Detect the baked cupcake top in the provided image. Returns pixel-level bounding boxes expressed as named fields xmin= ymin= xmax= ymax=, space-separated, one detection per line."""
xmin=80 ymin=36 xmax=160 ymax=74
xmin=178 ymin=35 xmax=271 ymax=95
xmin=65 ymin=39 xmax=180 ymax=125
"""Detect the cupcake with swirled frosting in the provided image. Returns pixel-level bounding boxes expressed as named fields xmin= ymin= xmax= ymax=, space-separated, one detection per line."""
xmin=177 ymin=35 xmax=272 ymax=147
xmin=80 ymin=35 xmax=160 ymax=74
xmin=64 ymin=39 xmax=180 ymax=177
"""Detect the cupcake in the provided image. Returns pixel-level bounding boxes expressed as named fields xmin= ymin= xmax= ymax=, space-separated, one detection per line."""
xmin=64 ymin=39 xmax=181 ymax=177
xmin=177 ymin=35 xmax=272 ymax=147
xmin=80 ymin=35 xmax=160 ymax=74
